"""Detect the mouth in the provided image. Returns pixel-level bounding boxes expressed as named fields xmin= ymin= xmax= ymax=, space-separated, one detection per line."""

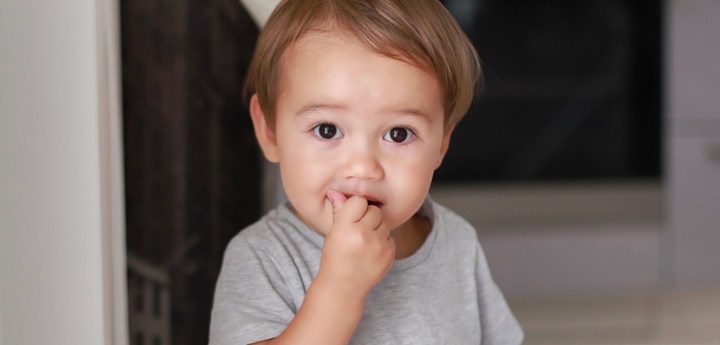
xmin=367 ymin=200 xmax=383 ymax=208
xmin=344 ymin=194 xmax=384 ymax=208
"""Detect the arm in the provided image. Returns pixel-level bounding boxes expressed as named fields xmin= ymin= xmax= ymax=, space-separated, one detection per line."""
xmin=248 ymin=276 xmax=363 ymax=345
xmin=258 ymin=274 xmax=365 ymax=345
xmin=254 ymin=191 xmax=394 ymax=345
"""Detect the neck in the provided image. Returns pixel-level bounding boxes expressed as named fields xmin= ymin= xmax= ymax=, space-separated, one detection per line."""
xmin=392 ymin=214 xmax=432 ymax=259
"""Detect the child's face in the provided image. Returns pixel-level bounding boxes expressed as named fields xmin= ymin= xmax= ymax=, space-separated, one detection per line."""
xmin=252 ymin=33 xmax=452 ymax=236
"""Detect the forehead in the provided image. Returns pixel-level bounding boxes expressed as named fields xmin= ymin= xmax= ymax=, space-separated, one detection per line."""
xmin=276 ymin=32 xmax=444 ymax=121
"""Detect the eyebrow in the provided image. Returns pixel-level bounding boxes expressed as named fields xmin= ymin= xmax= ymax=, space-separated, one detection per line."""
xmin=295 ymin=103 xmax=434 ymax=126
xmin=295 ymin=103 xmax=347 ymax=117
xmin=387 ymin=108 xmax=434 ymax=126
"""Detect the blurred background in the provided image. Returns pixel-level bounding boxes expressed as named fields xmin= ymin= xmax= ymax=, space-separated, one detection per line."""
xmin=1 ymin=0 xmax=719 ymax=345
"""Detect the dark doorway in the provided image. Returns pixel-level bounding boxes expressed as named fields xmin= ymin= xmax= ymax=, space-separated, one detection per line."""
xmin=120 ymin=1 xmax=261 ymax=344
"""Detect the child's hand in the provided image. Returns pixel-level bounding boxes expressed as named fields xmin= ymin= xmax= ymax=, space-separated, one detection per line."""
xmin=316 ymin=189 xmax=396 ymax=299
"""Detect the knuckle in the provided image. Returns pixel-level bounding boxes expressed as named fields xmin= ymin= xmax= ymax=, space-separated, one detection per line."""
xmin=346 ymin=228 xmax=368 ymax=247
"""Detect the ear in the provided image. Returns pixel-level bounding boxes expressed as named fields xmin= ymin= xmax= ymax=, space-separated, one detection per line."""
xmin=249 ymin=94 xmax=280 ymax=163
xmin=435 ymin=125 xmax=455 ymax=169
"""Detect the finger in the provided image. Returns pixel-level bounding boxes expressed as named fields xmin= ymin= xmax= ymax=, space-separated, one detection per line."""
xmin=376 ymin=221 xmax=392 ymax=241
xmin=327 ymin=189 xmax=348 ymax=223
xmin=358 ymin=205 xmax=382 ymax=230
xmin=341 ymin=195 xmax=369 ymax=223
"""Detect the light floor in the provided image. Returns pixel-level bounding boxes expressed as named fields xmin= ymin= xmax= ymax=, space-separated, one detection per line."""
xmin=507 ymin=289 xmax=720 ymax=345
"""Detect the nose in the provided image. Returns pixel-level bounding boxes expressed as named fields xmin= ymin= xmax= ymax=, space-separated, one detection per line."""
xmin=340 ymin=143 xmax=385 ymax=182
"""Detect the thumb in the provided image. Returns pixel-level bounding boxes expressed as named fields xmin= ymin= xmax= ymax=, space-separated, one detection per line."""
xmin=326 ymin=189 xmax=347 ymax=221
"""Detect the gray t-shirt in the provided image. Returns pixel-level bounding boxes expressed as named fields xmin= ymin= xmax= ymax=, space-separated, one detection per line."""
xmin=209 ymin=196 xmax=524 ymax=345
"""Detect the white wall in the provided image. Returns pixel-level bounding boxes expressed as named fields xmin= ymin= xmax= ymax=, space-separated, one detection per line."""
xmin=239 ymin=0 xmax=282 ymax=27
xmin=0 ymin=0 xmax=109 ymax=343
xmin=0 ymin=275 xmax=3 ymax=345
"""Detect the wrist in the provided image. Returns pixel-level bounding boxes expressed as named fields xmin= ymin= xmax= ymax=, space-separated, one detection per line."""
xmin=269 ymin=272 xmax=364 ymax=345
xmin=312 ymin=271 xmax=367 ymax=306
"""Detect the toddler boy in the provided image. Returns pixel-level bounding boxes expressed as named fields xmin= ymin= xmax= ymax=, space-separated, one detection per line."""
xmin=209 ymin=0 xmax=523 ymax=344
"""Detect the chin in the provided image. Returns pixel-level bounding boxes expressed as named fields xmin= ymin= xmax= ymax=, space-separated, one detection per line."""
xmin=383 ymin=211 xmax=410 ymax=231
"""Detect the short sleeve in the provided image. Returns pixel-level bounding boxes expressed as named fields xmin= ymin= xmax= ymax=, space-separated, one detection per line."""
xmin=475 ymin=241 xmax=524 ymax=345
xmin=209 ymin=235 xmax=296 ymax=345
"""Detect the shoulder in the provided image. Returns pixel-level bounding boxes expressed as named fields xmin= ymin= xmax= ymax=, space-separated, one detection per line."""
xmin=429 ymin=198 xmax=480 ymax=246
xmin=220 ymin=204 xmax=323 ymax=277
xmin=221 ymin=208 xmax=297 ymax=268
xmin=210 ymin=210 xmax=303 ymax=345
xmin=225 ymin=213 xmax=273 ymax=253
xmin=425 ymin=198 xmax=484 ymax=268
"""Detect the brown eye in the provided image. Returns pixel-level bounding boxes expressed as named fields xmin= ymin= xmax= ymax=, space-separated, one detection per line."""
xmin=313 ymin=123 xmax=342 ymax=139
xmin=384 ymin=127 xmax=413 ymax=143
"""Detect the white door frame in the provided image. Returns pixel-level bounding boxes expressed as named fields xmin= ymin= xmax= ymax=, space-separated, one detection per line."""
xmin=96 ymin=0 xmax=129 ymax=344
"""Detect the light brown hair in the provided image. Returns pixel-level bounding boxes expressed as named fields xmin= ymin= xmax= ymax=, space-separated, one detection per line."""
xmin=243 ymin=0 xmax=482 ymax=132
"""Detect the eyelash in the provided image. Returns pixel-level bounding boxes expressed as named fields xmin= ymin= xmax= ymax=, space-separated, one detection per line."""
xmin=309 ymin=122 xmax=418 ymax=144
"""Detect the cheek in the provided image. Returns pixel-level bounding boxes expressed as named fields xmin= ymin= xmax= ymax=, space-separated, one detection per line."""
xmin=393 ymin=153 xmax=433 ymax=182
xmin=279 ymin=137 xmax=332 ymax=195
xmin=277 ymin=133 xmax=337 ymax=231
xmin=392 ymin=141 xmax=440 ymax=183
xmin=383 ymin=150 xmax=437 ymax=223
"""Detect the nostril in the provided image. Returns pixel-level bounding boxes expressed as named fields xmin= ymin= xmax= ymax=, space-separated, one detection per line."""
xmin=342 ymin=155 xmax=385 ymax=182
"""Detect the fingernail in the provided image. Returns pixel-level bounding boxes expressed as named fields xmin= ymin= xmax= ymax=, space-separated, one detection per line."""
xmin=326 ymin=192 xmax=334 ymax=203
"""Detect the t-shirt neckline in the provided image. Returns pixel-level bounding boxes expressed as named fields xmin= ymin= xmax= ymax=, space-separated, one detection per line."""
xmin=277 ymin=196 xmax=438 ymax=272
